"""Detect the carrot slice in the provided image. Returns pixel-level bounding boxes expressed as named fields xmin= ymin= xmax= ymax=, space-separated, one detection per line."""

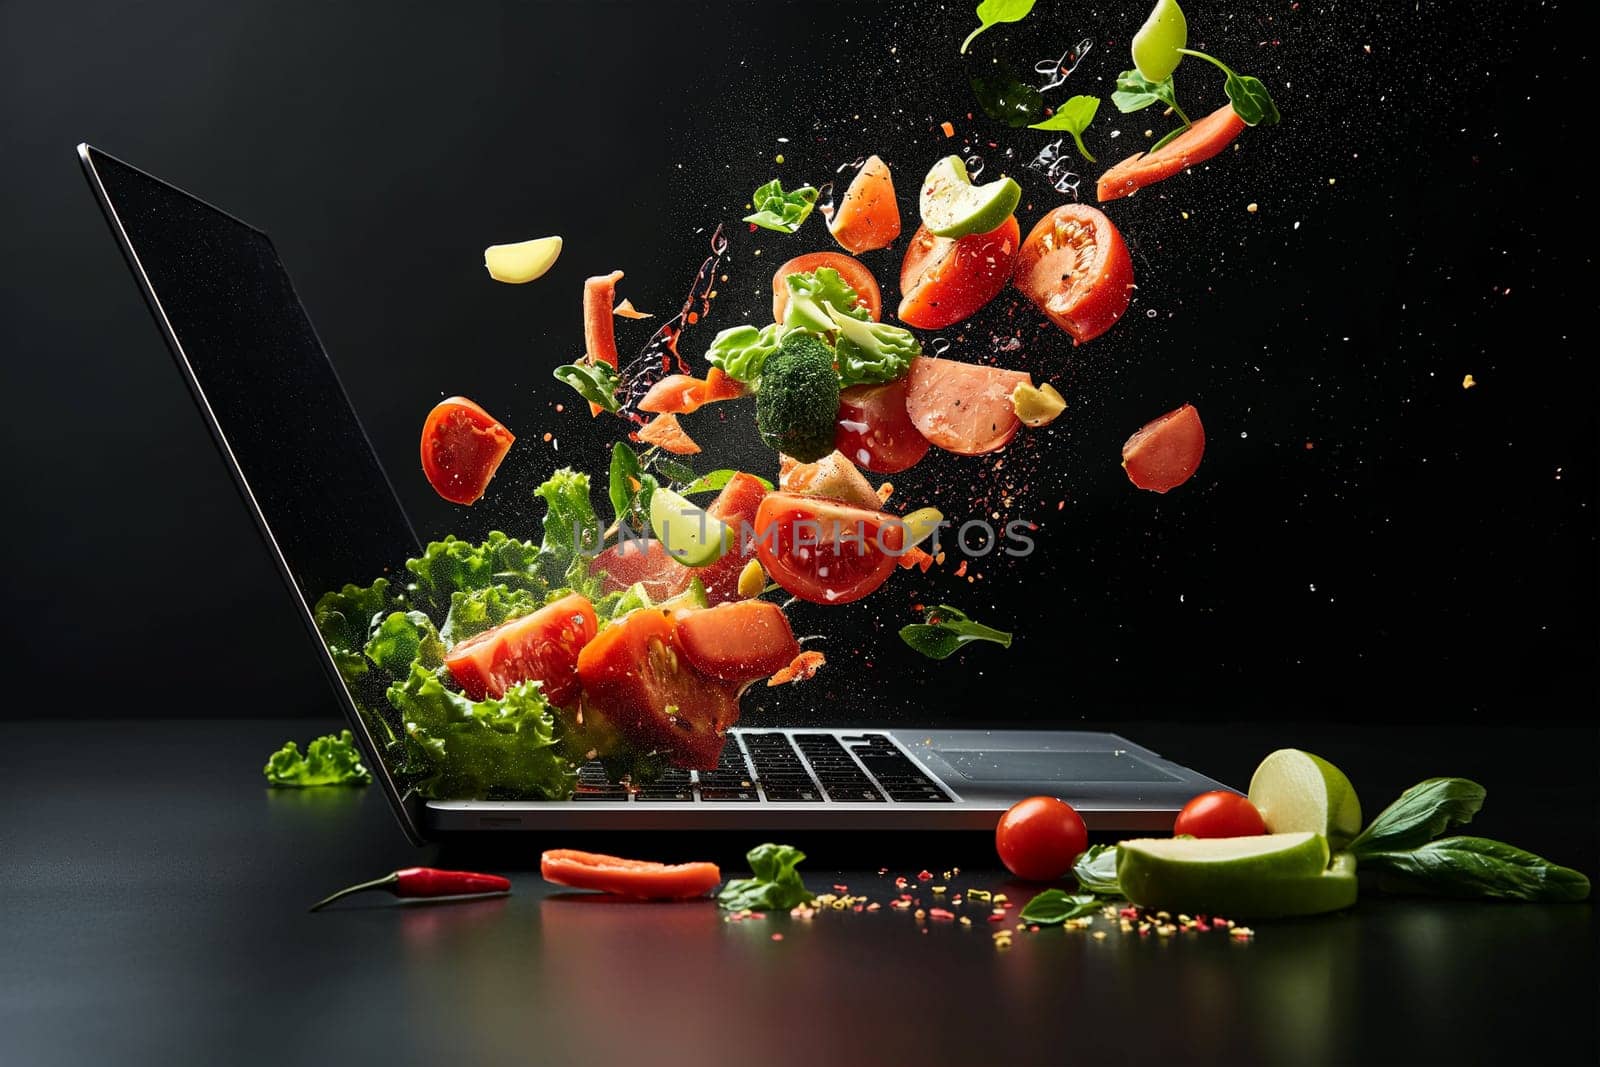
xmin=583 ymin=270 xmax=625 ymax=415
xmin=767 ymin=650 xmax=826 ymax=686
xmin=540 ymin=849 xmax=721 ymax=900
xmin=639 ymin=374 xmax=708 ymax=415
xmin=702 ymin=366 xmax=745 ymax=401
xmin=1097 ymin=103 xmax=1248 ymax=202
xmin=637 ymin=412 xmax=702 ymax=455
xmin=898 ymin=545 xmax=934 ymax=572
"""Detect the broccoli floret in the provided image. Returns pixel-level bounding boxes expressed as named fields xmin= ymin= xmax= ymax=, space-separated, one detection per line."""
xmin=755 ymin=332 xmax=841 ymax=462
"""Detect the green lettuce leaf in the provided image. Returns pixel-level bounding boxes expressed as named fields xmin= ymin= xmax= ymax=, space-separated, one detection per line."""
xmin=263 ymin=729 xmax=374 ymax=788
xmin=534 ymin=469 xmax=604 ymax=586
xmin=717 ymin=843 xmax=814 ymax=911
xmin=782 ymin=268 xmax=871 ymax=333
xmin=312 ymin=579 xmax=394 ymax=682
xmin=552 ymin=361 xmax=621 ymax=414
xmin=389 ymin=662 xmax=576 ymax=800
xmin=405 ymin=532 xmax=544 ymax=619
xmin=365 ymin=610 xmax=446 ymax=674
xmin=828 ymin=305 xmax=921 ymax=387
xmin=743 ymin=179 xmax=818 ymax=233
xmin=705 ymin=321 xmax=790 ymax=387
xmin=440 ymin=586 xmax=541 ymax=647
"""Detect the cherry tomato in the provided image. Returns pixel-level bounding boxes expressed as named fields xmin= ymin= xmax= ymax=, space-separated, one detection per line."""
xmin=588 ymin=539 xmax=694 ymax=601
xmin=1014 ymin=205 xmax=1134 ymax=344
xmin=1097 ymin=102 xmax=1247 ymax=203
xmin=828 ymin=155 xmax=901 ymax=254
xmin=419 ymin=397 xmax=515 ymax=505
xmin=835 ymin=378 xmax=931 ymax=474
xmin=444 ymin=592 xmax=597 ymax=707
xmin=753 ymin=492 xmax=904 ymax=606
xmin=1122 ymin=403 xmax=1205 ymax=493
xmin=770 ymin=252 xmax=883 ymax=324
xmin=897 ymin=216 xmax=1020 ymax=330
xmin=674 ymin=601 xmax=800 ymax=684
xmin=995 ymin=796 xmax=1089 ymax=882
xmin=904 ymin=356 xmax=1032 ymax=456
xmin=1173 ymin=791 xmax=1267 ymax=839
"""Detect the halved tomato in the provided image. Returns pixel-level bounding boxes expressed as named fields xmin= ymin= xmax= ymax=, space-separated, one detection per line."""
xmin=575 ymin=607 xmax=740 ymax=768
xmin=444 ymin=592 xmax=597 ymax=707
xmin=753 ymin=492 xmax=905 ymax=605
xmin=589 ymin=539 xmax=694 ymax=600
xmin=695 ymin=472 xmax=770 ymax=604
xmin=1122 ymin=403 xmax=1205 ymax=493
xmin=420 ymin=397 xmax=515 ymax=505
xmin=829 ymin=155 xmax=901 ymax=253
xmin=897 ymin=216 xmax=1020 ymax=330
xmin=770 ymin=252 xmax=883 ymax=324
xmin=674 ymin=601 xmax=800 ymax=684
xmin=904 ymin=356 xmax=1032 ymax=456
xmin=835 ymin=378 xmax=930 ymax=474
xmin=1097 ymin=103 xmax=1248 ymax=202
xmin=1015 ymin=205 xmax=1134 ymax=344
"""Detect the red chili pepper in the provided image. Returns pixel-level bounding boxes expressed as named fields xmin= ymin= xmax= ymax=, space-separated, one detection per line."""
xmin=309 ymin=867 xmax=511 ymax=912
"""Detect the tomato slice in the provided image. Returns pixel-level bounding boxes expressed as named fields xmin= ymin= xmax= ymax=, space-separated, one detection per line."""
xmin=897 ymin=216 xmax=1019 ymax=330
xmin=674 ymin=601 xmax=800 ymax=684
xmin=583 ymin=270 xmax=625 ymax=416
xmin=589 ymin=538 xmax=694 ymax=600
xmin=1122 ymin=403 xmax=1205 ymax=493
xmin=694 ymin=472 xmax=770 ymax=605
xmin=1097 ymin=103 xmax=1248 ymax=202
xmin=828 ymin=155 xmax=901 ymax=254
xmin=419 ymin=397 xmax=515 ymax=505
xmin=1015 ymin=205 xmax=1134 ymax=344
xmin=443 ymin=592 xmax=597 ymax=707
xmin=835 ymin=377 xmax=930 ymax=474
xmin=540 ymin=849 xmax=722 ymax=900
xmin=904 ymin=356 xmax=1031 ymax=456
xmin=753 ymin=492 xmax=904 ymax=605
xmin=770 ymin=252 xmax=883 ymax=324
xmin=636 ymin=412 xmax=701 ymax=455
xmin=575 ymin=608 xmax=739 ymax=768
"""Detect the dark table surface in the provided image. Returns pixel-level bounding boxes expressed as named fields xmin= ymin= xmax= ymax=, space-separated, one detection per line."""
xmin=3 ymin=719 xmax=1595 ymax=1067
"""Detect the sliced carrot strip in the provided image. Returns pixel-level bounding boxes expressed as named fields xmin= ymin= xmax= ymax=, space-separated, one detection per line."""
xmin=702 ymin=366 xmax=745 ymax=402
xmin=767 ymin=650 xmax=826 ymax=686
xmin=898 ymin=545 xmax=934 ymax=572
xmin=1097 ymin=103 xmax=1248 ymax=203
xmin=637 ymin=412 xmax=702 ymax=455
xmin=613 ymin=298 xmax=652 ymax=319
xmin=639 ymin=374 xmax=708 ymax=415
xmin=583 ymin=270 xmax=625 ymax=415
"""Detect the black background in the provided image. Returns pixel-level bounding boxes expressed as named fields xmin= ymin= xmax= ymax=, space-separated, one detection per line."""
xmin=1 ymin=0 xmax=1593 ymax=725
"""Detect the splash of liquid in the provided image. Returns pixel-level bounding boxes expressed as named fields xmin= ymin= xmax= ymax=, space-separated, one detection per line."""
xmin=963 ymin=155 xmax=985 ymax=180
xmin=1026 ymin=139 xmax=1082 ymax=199
xmin=1035 ymin=37 xmax=1095 ymax=92
xmin=617 ymin=224 xmax=730 ymax=422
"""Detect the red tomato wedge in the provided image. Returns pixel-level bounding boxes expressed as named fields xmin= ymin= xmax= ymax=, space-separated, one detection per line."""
xmin=639 ymin=374 xmax=709 ymax=415
xmin=1122 ymin=403 xmax=1205 ymax=493
xmin=583 ymin=270 xmax=625 ymax=416
xmin=674 ymin=601 xmax=800 ymax=684
xmin=1015 ymin=205 xmax=1135 ymax=345
xmin=897 ymin=216 xmax=1020 ymax=330
xmin=444 ymin=592 xmax=597 ymax=707
xmin=835 ymin=378 xmax=931 ymax=474
xmin=1097 ymin=103 xmax=1249 ymax=202
xmin=829 ymin=155 xmax=901 ymax=253
xmin=589 ymin=539 xmax=694 ymax=600
xmin=420 ymin=397 xmax=515 ymax=505
xmin=904 ymin=356 xmax=1032 ymax=456
xmin=694 ymin=472 xmax=770 ymax=604
xmin=637 ymin=413 xmax=701 ymax=455
xmin=770 ymin=252 xmax=883 ymax=324
xmin=753 ymin=492 xmax=905 ymax=605
xmin=540 ymin=849 xmax=722 ymax=900
xmin=575 ymin=608 xmax=739 ymax=768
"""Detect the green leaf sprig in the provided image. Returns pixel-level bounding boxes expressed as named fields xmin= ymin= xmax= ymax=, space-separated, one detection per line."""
xmin=718 ymin=843 xmax=814 ymax=911
xmin=1029 ymin=95 xmax=1101 ymax=162
xmin=743 ymin=179 xmax=818 ymax=233
xmin=899 ymin=604 xmax=1013 ymax=660
xmin=1018 ymin=889 xmax=1100 ymax=925
xmin=960 ymin=0 xmax=1035 ymax=54
xmin=553 ymin=360 xmax=621 ymax=414
xmin=1176 ymin=48 xmax=1280 ymax=126
xmin=1072 ymin=844 xmax=1122 ymax=896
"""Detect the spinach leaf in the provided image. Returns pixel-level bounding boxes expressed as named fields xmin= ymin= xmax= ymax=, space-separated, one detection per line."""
xmin=1350 ymin=777 xmax=1486 ymax=857
xmin=552 ymin=360 xmax=620 ymax=414
xmin=607 ymin=441 xmax=647 ymax=530
xmin=653 ymin=456 xmax=700 ymax=486
xmin=1176 ymin=48 xmax=1280 ymax=126
xmin=1030 ymin=95 xmax=1101 ymax=162
xmin=679 ymin=469 xmax=775 ymax=496
xmin=971 ymin=63 xmax=1044 ymax=128
xmin=743 ymin=179 xmax=818 ymax=233
xmin=899 ymin=604 xmax=1013 ymax=660
xmin=717 ymin=843 xmax=813 ymax=911
xmin=1019 ymin=889 xmax=1100 ymax=925
xmin=960 ymin=0 xmax=1035 ymax=54
xmin=1111 ymin=68 xmax=1180 ymax=114
xmin=1073 ymin=844 xmax=1122 ymax=896
xmin=1361 ymin=837 xmax=1590 ymax=903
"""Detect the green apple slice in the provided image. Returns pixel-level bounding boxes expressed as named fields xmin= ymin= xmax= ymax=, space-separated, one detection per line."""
xmin=1248 ymin=749 xmax=1363 ymax=849
xmin=1117 ymin=833 xmax=1356 ymax=918
xmin=483 ymin=235 xmax=563 ymax=283
xmin=649 ymin=487 xmax=731 ymax=567
xmin=918 ymin=156 xmax=1021 ymax=238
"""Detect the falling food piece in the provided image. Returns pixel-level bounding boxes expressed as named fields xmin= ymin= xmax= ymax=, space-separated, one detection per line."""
xmin=484 ymin=235 xmax=562 ymax=284
xmin=583 ymin=270 xmax=625 ymax=415
xmin=1462 ymin=374 xmax=1477 ymax=390
xmin=613 ymin=298 xmax=653 ymax=319
xmin=637 ymin=412 xmax=702 ymax=455
xmin=1011 ymin=382 xmax=1066 ymax=428
xmin=767 ymin=650 xmax=826 ymax=686
xmin=1122 ymin=404 xmax=1205 ymax=493
xmin=1247 ymin=202 xmax=1259 ymax=213
xmin=737 ymin=559 xmax=766 ymax=599
xmin=941 ymin=121 xmax=956 ymax=138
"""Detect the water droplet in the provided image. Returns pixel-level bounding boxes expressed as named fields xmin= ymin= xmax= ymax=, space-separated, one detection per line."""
xmin=964 ymin=155 xmax=985 ymax=179
xmin=930 ymin=337 xmax=952 ymax=356
xmin=1145 ymin=309 xmax=1157 ymax=318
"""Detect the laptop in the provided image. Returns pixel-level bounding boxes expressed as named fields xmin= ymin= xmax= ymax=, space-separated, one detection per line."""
xmin=78 ymin=143 xmax=1232 ymax=844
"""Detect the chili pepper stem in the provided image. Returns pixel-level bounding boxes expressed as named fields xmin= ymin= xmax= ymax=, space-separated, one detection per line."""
xmin=309 ymin=872 xmax=401 ymax=912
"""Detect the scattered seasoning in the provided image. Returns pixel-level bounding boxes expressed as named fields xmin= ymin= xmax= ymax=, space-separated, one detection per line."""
xmin=1092 ymin=931 xmax=1108 ymax=941
xmin=916 ymin=870 xmax=934 ymax=882
xmin=929 ymin=908 xmax=956 ymax=921
xmin=1247 ymin=202 xmax=1259 ymax=213
xmin=1462 ymin=374 xmax=1477 ymax=389
xmin=941 ymin=121 xmax=956 ymax=138
xmin=771 ymin=932 xmax=784 ymax=941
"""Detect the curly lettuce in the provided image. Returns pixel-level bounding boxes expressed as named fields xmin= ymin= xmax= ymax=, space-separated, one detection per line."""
xmin=312 ymin=579 xmax=395 ymax=683
xmin=440 ymin=585 xmax=541 ymax=647
xmin=389 ymin=662 xmax=575 ymax=800
xmin=743 ymin=179 xmax=818 ymax=233
xmin=828 ymin=305 xmax=922 ymax=387
xmin=263 ymin=729 xmax=374 ymax=788
xmin=782 ymin=268 xmax=872 ymax=333
xmin=405 ymin=532 xmax=544 ymax=619
xmin=365 ymin=610 xmax=446 ymax=673
xmin=705 ymin=321 xmax=789 ymax=388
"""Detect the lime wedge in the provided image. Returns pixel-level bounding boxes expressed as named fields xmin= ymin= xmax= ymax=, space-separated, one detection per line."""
xmin=649 ymin=487 xmax=731 ymax=567
xmin=1248 ymin=749 xmax=1363 ymax=849
xmin=483 ymin=235 xmax=562 ymax=284
xmin=1117 ymin=833 xmax=1356 ymax=918
xmin=918 ymin=156 xmax=1021 ymax=239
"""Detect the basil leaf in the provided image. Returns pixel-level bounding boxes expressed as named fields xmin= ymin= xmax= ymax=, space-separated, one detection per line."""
xmin=679 ymin=469 xmax=775 ymax=496
xmin=1350 ymin=777 xmax=1487 ymax=857
xmin=1176 ymin=48 xmax=1281 ymax=126
xmin=1362 ymin=837 xmax=1591 ymax=903
xmin=1073 ymin=844 xmax=1122 ymax=896
xmin=743 ymin=179 xmax=817 ymax=234
xmin=1030 ymin=95 xmax=1100 ymax=162
xmin=1019 ymin=889 xmax=1100 ymax=925
xmin=608 ymin=442 xmax=644 ymax=529
xmin=553 ymin=361 xmax=620 ymax=414
xmin=1111 ymin=68 xmax=1179 ymax=113
xmin=717 ymin=843 xmax=813 ymax=911
xmin=652 ymin=456 xmax=699 ymax=486
xmin=899 ymin=604 xmax=1013 ymax=660
xmin=971 ymin=63 xmax=1044 ymax=128
xmin=1145 ymin=125 xmax=1187 ymax=154
xmin=960 ymin=0 xmax=1035 ymax=54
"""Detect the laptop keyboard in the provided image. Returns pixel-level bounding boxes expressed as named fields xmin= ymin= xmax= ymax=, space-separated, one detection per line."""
xmin=571 ymin=731 xmax=952 ymax=803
